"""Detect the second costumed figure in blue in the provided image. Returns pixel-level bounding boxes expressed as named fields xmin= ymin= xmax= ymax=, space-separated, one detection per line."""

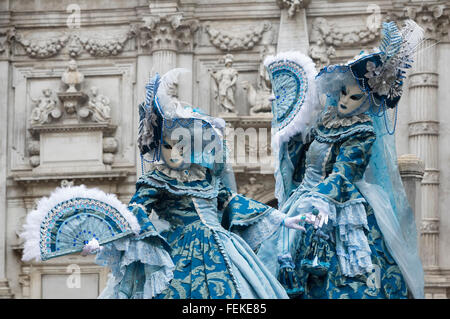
xmin=257 ymin=20 xmax=425 ymax=299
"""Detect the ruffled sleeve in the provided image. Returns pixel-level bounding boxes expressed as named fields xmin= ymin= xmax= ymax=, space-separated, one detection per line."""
xmin=95 ymin=182 xmax=175 ymax=299
xmin=301 ymin=131 xmax=376 ymax=277
xmin=96 ymin=236 xmax=175 ymax=299
xmin=218 ymin=183 xmax=285 ymax=251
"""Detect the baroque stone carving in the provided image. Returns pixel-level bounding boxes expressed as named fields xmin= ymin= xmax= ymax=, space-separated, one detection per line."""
xmin=62 ymin=59 xmax=84 ymax=93
xmin=242 ymin=45 xmax=275 ymax=115
xmin=277 ymin=0 xmax=311 ymax=18
xmin=30 ymin=89 xmax=61 ymax=124
xmin=393 ymin=2 xmax=450 ymax=40
xmin=210 ymin=54 xmax=238 ymax=114
xmin=140 ymin=13 xmax=199 ymax=52
xmin=205 ymin=21 xmax=271 ymax=51
xmin=420 ymin=219 xmax=440 ymax=234
xmin=103 ymin=137 xmax=118 ymax=165
xmin=58 ymin=59 xmax=88 ymax=114
xmin=79 ymin=26 xmax=137 ymax=57
xmin=238 ymin=176 xmax=266 ymax=198
xmin=12 ymin=30 xmax=69 ymax=58
xmin=309 ymin=17 xmax=380 ymax=68
xmin=79 ymin=87 xmax=111 ymax=123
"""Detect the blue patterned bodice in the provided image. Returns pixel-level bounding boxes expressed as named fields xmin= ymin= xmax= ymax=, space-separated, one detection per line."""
xmin=299 ymin=140 xmax=332 ymax=191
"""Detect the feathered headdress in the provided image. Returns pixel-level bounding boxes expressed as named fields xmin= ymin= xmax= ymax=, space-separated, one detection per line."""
xmin=347 ymin=19 xmax=424 ymax=109
xmin=138 ymin=68 xmax=227 ymax=174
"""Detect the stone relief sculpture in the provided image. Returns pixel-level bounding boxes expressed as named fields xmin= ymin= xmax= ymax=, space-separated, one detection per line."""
xmin=79 ymin=87 xmax=112 ymax=123
xmin=242 ymin=45 xmax=275 ymax=115
xmin=238 ymin=176 xmax=266 ymax=199
xmin=30 ymin=89 xmax=61 ymax=124
xmin=309 ymin=17 xmax=380 ymax=69
xmin=210 ymin=54 xmax=238 ymax=114
xmin=61 ymin=59 xmax=84 ymax=93
xmin=205 ymin=21 xmax=271 ymax=51
xmin=277 ymin=0 xmax=311 ymax=18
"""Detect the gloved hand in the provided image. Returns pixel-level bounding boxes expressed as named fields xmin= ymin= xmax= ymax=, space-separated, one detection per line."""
xmin=307 ymin=208 xmax=329 ymax=229
xmin=283 ymin=214 xmax=307 ymax=231
xmin=81 ymin=238 xmax=103 ymax=256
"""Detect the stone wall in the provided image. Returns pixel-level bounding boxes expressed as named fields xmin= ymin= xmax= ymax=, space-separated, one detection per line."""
xmin=0 ymin=0 xmax=448 ymax=299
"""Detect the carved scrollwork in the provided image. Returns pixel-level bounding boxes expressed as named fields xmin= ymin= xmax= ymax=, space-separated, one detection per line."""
xmin=309 ymin=17 xmax=380 ymax=68
xmin=205 ymin=21 xmax=271 ymax=51
xmin=404 ymin=2 xmax=449 ymax=40
xmin=30 ymin=89 xmax=61 ymax=125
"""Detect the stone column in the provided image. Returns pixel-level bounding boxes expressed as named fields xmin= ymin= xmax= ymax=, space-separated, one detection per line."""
xmin=141 ymin=2 xmax=198 ymax=76
xmin=398 ymin=154 xmax=425 ymax=234
xmin=276 ymin=0 xmax=310 ymax=53
xmin=404 ymin=2 xmax=449 ymax=269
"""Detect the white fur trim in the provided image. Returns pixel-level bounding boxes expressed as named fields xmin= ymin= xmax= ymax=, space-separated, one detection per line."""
xmin=20 ymin=185 xmax=140 ymax=262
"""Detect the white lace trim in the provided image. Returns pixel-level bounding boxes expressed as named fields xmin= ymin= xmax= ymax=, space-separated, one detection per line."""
xmin=151 ymin=163 xmax=207 ymax=182
xmin=321 ymin=108 xmax=372 ymax=129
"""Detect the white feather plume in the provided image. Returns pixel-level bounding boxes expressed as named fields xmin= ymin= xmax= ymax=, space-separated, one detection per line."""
xmin=20 ymin=185 xmax=140 ymax=262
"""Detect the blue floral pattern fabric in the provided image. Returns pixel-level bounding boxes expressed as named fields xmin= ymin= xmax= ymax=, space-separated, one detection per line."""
xmin=257 ymin=119 xmax=408 ymax=299
xmin=97 ymin=167 xmax=288 ymax=299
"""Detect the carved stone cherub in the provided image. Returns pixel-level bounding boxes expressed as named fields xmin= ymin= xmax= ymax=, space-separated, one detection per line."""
xmin=30 ymin=88 xmax=61 ymax=124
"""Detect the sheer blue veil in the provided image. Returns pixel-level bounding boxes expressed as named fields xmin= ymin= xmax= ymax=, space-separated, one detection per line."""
xmin=355 ymin=113 xmax=424 ymax=298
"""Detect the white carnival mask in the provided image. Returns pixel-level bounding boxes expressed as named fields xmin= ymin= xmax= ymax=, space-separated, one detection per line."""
xmin=337 ymin=84 xmax=368 ymax=117
xmin=161 ymin=137 xmax=191 ymax=170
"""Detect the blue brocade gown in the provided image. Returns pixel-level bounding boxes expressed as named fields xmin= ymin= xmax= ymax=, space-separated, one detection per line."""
xmin=257 ymin=112 xmax=408 ymax=299
xmin=95 ymin=166 xmax=288 ymax=299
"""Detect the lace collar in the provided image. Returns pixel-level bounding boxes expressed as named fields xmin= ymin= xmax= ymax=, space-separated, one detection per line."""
xmin=320 ymin=107 xmax=372 ymax=129
xmin=151 ymin=163 xmax=207 ymax=182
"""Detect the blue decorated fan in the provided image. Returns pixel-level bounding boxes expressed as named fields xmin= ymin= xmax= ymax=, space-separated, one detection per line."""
xmin=264 ymin=51 xmax=320 ymax=150
xmin=21 ymin=185 xmax=140 ymax=261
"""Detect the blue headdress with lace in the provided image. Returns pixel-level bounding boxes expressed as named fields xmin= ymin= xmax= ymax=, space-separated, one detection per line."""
xmin=138 ymin=69 xmax=231 ymax=181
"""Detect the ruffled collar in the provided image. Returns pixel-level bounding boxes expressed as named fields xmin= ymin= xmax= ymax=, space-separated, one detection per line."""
xmin=320 ymin=107 xmax=372 ymax=129
xmin=151 ymin=163 xmax=207 ymax=183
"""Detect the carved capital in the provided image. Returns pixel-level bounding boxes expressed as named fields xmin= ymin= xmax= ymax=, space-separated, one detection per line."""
xmin=408 ymin=121 xmax=439 ymax=137
xmin=205 ymin=21 xmax=271 ymax=52
xmin=389 ymin=1 xmax=449 ymax=41
xmin=277 ymin=0 xmax=311 ymax=18
xmin=140 ymin=13 xmax=199 ymax=52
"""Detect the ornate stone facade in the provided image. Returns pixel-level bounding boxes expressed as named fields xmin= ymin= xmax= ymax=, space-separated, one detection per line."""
xmin=0 ymin=0 xmax=449 ymax=299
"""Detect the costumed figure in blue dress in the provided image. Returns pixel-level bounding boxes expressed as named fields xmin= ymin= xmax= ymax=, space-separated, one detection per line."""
xmin=257 ymin=20 xmax=425 ymax=299
xmin=20 ymin=68 xmax=307 ymax=299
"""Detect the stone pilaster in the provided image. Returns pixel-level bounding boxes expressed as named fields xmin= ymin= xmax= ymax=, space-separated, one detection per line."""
xmin=276 ymin=0 xmax=310 ymax=53
xmin=0 ymin=47 xmax=13 ymax=298
xmin=399 ymin=1 xmax=449 ymax=269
